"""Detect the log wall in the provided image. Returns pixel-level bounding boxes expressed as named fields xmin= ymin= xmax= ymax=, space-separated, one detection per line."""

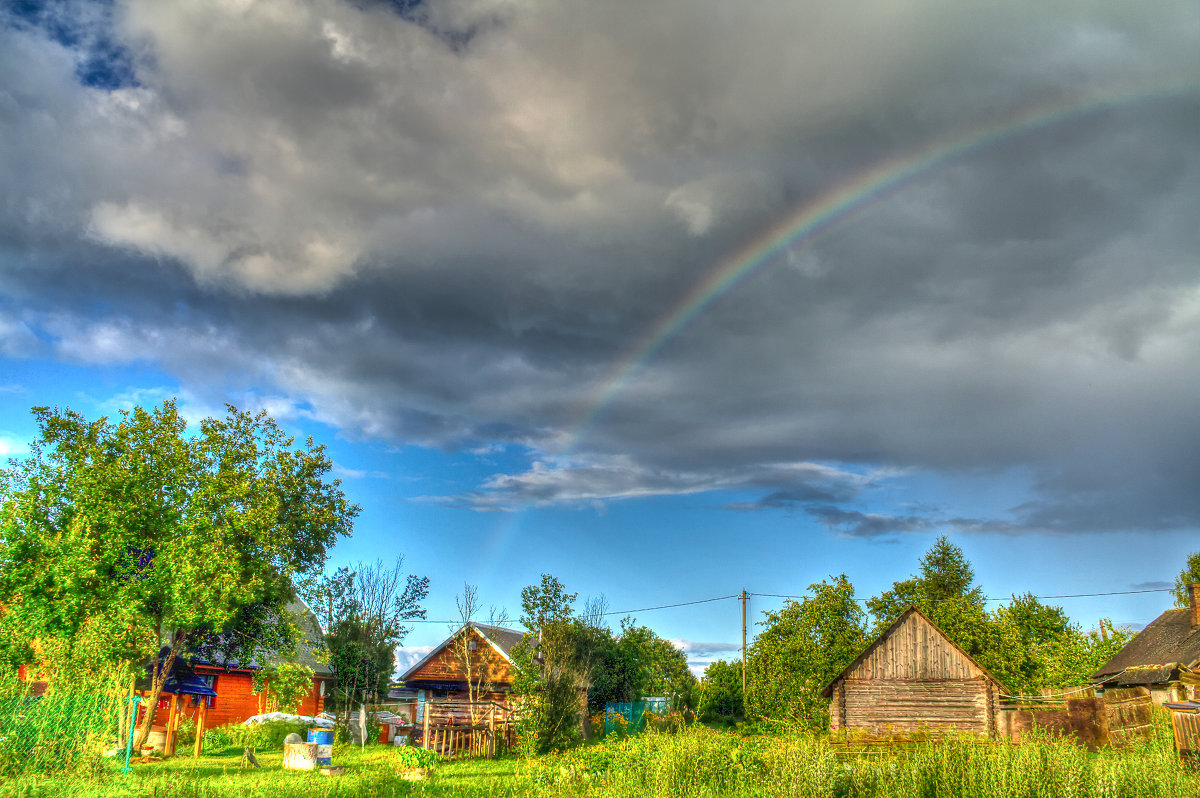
xmin=842 ymin=678 xmax=990 ymax=734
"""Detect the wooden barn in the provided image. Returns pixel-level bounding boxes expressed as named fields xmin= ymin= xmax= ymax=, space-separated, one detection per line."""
xmin=820 ymin=606 xmax=1006 ymax=736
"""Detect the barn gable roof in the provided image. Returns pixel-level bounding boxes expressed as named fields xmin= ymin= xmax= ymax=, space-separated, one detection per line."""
xmin=397 ymin=622 xmax=525 ymax=684
xmin=820 ymin=606 xmax=1006 ymax=698
xmin=1093 ymin=607 xmax=1200 ymax=682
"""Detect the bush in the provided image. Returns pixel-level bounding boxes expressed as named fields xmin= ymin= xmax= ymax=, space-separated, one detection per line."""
xmin=393 ymin=745 xmax=440 ymax=770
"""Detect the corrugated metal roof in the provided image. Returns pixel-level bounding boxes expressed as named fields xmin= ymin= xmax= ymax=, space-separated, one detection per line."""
xmin=1094 ymin=608 xmax=1200 ymax=682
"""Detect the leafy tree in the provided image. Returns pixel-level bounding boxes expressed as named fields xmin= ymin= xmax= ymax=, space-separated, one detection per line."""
xmin=251 ymin=662 xmax=316 ymax=714
xmin=512 ymin=617 xmax=588 ymax=752
xmin=520 ymin=574 xmax=578 ymax=633
xmin=867 ymin=536 xmax=1000 ymax=675
xmin=511 ymin=575 xmax=598 ymax=752
xmin=697 ymin=659 xmax=743 ymax=724
xmin=745 ymin=575 xmax=866 ymax=729
xmin=0 ymin=401 xmax=356 ymax=751
xmin=585 ymin=618 xmax=696 ymax=713
xmin=1035 ymin=621 xmax=1134 ymax=691
xmin=300 ymin=558 xmax=428 ymax=712
xmin=992 ymin=593 xmax=1078 ymax=696
xmin=1174 ymin=550 xmax=1200 ymax=607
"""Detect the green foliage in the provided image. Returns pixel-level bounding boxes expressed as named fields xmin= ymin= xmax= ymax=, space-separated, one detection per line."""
xmin=866 ymin=538 xmax=1138 ymax=697
xmin=0 ymin=400 xmax=357 ymax=749
xmin=0 ymin=671 xmax=123 ymax=777
xmin=512 ymin=618 xmax=585 ymax=754
xmin=589 ymin=621 xmax=697 ymax=713
xmin=250 ymin=662 xmax=314 ymax=714
xmin=697 ymin=659 xmax=743 ymax=723
xmin=745 ymin=574 xmax=866 ymax=729
xmin=520 ymin=573 xmax=578 ymax=632
xmin=300 ymin=559 xmax=428 ymax=712
xmin=393 ymin=743 xmax=440 ymax=769
xmin=1174 ymin=550 xmax=1200 ymax=607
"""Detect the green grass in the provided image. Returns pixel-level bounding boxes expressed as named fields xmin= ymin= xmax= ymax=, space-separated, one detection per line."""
xmin=1 ymin=720 xmax=1197 ymax=798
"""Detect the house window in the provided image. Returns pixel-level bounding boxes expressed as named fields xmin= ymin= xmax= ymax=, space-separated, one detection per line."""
xmin=190 ymin=675 xmax=217 ymax=708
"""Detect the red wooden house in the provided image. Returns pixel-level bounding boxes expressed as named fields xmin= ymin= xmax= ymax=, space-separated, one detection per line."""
xmin=138 ymin=598 xmax=333 ymax=735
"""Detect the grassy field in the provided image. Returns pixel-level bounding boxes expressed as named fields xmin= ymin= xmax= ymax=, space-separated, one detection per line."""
xmin=2 ymin=722 xmax=1198 ymax=798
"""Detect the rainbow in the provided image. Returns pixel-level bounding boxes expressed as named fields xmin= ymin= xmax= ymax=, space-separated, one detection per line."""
xmin=568 ymin=77 xmax=1200 ymax=446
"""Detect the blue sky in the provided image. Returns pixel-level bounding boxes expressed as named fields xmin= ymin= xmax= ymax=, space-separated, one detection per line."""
xmin=2 ymin=0 xmax=1199 ymax=676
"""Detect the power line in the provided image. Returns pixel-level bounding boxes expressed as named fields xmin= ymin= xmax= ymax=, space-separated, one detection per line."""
xmin=751 ymin=587 xmax=1174 ymax=603
xmin=599 ymin=593 xmax=740 ymax=617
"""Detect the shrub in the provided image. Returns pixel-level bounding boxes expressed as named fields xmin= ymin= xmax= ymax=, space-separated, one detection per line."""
xmin=393 ymin=745 xmax=440 ymax=770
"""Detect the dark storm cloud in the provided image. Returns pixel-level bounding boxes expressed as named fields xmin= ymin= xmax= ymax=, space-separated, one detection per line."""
xmin=2 ymin=0 xmax=1199 ymax=535
xmin=807 ymin=507 xmax=935 ymax=539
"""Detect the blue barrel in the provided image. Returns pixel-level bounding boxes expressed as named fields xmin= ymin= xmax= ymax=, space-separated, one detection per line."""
xmin=307 ymin=728 xmax=333 ymax=765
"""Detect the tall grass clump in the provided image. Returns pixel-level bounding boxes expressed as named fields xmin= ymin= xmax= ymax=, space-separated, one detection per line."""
xmin=0 ymin=671 xmax=124 ymax=777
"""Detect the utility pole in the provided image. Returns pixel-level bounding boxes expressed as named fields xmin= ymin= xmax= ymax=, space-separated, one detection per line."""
xmin=740 ymin=590 xmax=748 ymax=697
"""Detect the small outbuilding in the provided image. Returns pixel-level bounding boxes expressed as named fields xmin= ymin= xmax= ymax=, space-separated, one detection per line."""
xmin=820 ymin=606 xmax=1006 ymax=736
xmin=1093 ymin=584 xmax=1200 ymax=706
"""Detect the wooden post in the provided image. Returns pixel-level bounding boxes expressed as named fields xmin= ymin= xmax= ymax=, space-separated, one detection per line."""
xmin=741 ymin=590 xmax=748 ymax=697
xmin=488 ymin=703 xmax=495 ymax=758
xmin=423 ymin=700 xmax=431 ymax=750
xmin=193 ymin=701 xmax=208 ymax=757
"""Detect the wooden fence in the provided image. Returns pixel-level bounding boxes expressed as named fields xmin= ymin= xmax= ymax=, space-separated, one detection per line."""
xmin=417 ymin=699 xmax=514 ymax=760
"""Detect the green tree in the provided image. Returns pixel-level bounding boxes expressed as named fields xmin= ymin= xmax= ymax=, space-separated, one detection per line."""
xmin=745 ymin=575 xmax=866 ymax=729
xmin=992 ymin=593 xmax=1078 ymax=696
xmin=1036 ymin=621 xmax=1134 ymax=691
xmin=867 ymin=536 xmax=1000 ymax=675
xmin=1174 ymin=551 xmax=1200 ymax=607
xmin=586 ymin=619 xmax=697 ymax=713
xmin=512 ymin=575 xmax=605 ymax=752
xmin=697 ymin=659 xmax=743 ymax=724
xmin=520 ymin=574 xmax=578 ymax=632
xmin=0 ymin=401 xmax=356 ymax=751
xmin=301 ymin=558 xmax=428 ymax=712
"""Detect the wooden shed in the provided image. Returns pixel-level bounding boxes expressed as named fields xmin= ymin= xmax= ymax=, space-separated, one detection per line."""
xmin=1092 ymin=583 xmax=1200 ymax=706
xmin=820 ymin=606 xmax=1006 ymax=736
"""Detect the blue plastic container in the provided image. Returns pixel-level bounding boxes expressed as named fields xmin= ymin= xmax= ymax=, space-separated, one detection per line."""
xmin=307 ymin=728 xmax=333 ymax=765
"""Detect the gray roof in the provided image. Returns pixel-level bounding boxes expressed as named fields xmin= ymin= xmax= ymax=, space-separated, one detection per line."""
xmin=1094 ymin=607 xmax=1200 ymax=683
xmin=190 ymin=598 xmax=332 ymax=676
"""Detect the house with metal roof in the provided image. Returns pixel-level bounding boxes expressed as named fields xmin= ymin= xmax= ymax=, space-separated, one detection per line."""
xmin=1093 ymin=584 xmax=1200 ymax=706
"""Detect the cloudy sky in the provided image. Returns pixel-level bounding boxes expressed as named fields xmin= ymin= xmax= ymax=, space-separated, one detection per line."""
xmin=2 ymin=0 xmax=1198 ymax=675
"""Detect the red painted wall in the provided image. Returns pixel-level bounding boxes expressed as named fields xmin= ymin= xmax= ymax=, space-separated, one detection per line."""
xmin=172 ymin=670 xmax=328 ymax=730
